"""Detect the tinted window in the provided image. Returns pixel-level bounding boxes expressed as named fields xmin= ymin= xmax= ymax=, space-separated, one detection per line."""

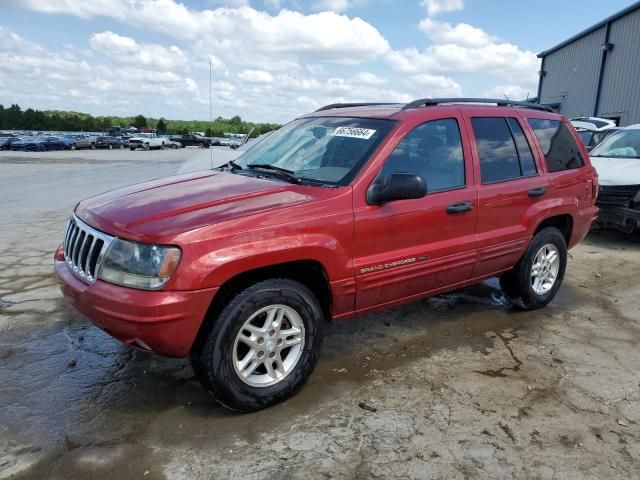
xmin=379 ymin=118 xmax=465 ymax=192
xmin=528 ymin=119 xmax=584 ymax=172
xmin=507 ymin=118 xmax=537 ymax=176
xmin=471 ymin=117 xmax=521 ymax=183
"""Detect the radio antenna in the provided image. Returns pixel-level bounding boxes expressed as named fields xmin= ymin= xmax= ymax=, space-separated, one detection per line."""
xmin=209 ymin=57 xmax=214 ymax=170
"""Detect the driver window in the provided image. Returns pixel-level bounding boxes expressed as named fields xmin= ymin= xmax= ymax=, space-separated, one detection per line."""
xmin=379 ymin=118 xmax=465 ymax=192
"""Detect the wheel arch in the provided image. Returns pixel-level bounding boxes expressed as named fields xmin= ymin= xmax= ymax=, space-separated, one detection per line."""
xmin=191 ymin=259 xmax=333 ymax=352
xmin=533 ymin=214 xmax=573 ymax=245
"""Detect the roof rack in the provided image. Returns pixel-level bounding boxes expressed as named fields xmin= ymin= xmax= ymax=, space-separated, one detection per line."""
xmin=315 ymin=102 xmax=399 ymax=112
xmin=401 ymin=98 xmax=554 ymax=113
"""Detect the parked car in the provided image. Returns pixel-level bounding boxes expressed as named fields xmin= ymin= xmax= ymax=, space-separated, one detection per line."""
xmin=1 ymin=135 xmax=20 ymax=150
xmin=129 ymin=133 xmax=165 ymax=150
xmin=159 ymin=136 xmax=182 ymax=149
xmin=571 ymin=117 xmax=617 ymax=150
xmin=176 ymin=134 xmax=211 ymax=148
xmin=95 ymin=136 xmax=124 ymax=149
xmin=589 ymin=124 xmax=640 ymax=234
xmin=55 ymin=98 xmax=598 ymax=412
xmin=11 ymin=136 xmax=66 ymax=151
xmin=62 ymin=134 xmax=97 ymax=150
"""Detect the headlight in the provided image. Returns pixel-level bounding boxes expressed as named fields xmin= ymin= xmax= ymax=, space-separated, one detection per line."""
xmin=98 ymin=238 xmax=181 ymax=290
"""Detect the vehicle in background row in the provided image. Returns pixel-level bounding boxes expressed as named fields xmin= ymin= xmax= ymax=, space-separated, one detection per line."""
xmin=56 ymin=98 xmax=598 ymax=412
xmin=129 ymin=133 xmax=165 ymax=151
xmin=1 ymin=135 xmax=20 ymax=150
xmin=589 ymin=124 xmax=640 ymax=235
xmin=11 ymin=136 xmax=66 ymax=151
xmin=159 ymin=136 xmax=182 ymax=149
xmin=62 ymin=134 xmax=97 ymax=150
xmin=172 ymin=134 xmax=211 ymax=148
xmin=571 ymin=117 xmax=617 ymax=150
xmin=95 ymin=136 xmax=124 ymax=149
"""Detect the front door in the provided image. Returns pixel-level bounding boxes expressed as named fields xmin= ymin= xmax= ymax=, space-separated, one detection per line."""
xmin=353 ymin=116 xmax=478 ymax=311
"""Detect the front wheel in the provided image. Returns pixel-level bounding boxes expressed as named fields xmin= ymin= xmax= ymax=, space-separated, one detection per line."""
xmin=500 ymin=227 xmax=567 ymax=310
xmin=191 ymin=278 xmax=325 ymax=412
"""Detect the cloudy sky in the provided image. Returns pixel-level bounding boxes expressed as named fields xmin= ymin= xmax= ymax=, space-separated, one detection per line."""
xmin=0 ymin=0 xmax=633 ymax=123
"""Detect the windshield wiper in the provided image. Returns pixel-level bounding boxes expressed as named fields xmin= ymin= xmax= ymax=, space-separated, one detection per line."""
xmin=219 ymin=160 xmax=243 ymax=171
xmin=246 ymin=164 xmax=304 ymax=184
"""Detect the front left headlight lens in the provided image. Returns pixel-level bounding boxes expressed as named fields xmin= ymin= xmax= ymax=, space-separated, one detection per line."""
xmin=98 ymin=238 xmax=181 ymax=290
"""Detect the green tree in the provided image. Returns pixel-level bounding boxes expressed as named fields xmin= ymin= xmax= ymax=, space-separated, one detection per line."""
xmin=156 ymin=117 xmax=168 ymax=132
xmin=133 ymin=114 xmax=148 ymax=129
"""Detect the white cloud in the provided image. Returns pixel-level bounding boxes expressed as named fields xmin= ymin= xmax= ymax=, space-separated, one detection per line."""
xmin=418 ymin=18 xmax=498 ymax=48
xmin=352 ymin=71 xmax=387 ymax=85
xmin=238 ymin=69 xmax=274 ymax=83
xmin=387 ymin=42 xmax=538 ymax=84
xmin=408 ymin=74 xmax=462 ymax=96
xmin=89 ymin=31 xmax=188 ymax=70
xmin=421 ymin=0 xmax=463 ymax=17
xmin=13 ymin=1 xmax=390 ymax=64
xmin=312 ymin=0 xmax=353 ymax=12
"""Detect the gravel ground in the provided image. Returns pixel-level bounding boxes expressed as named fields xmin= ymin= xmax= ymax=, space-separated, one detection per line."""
xmin=0 ymin=149 xmax=639 ymax=479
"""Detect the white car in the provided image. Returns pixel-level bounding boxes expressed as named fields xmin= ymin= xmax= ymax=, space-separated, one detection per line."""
xmin=571 ymin=117 xmax=617 ymax=150
xmin=128 ymin=133 xmax=165 ymax=150
xmin=589 ymin=124 xmax=640 ymax=234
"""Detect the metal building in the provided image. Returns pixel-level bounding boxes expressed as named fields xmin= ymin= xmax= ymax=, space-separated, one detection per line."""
xmin=537 ymin=1 xmax=640 ymax=126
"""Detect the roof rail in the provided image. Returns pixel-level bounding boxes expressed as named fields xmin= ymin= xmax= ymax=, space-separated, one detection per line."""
xmin=315 ymin=102 xmax=399 ymax=112
xmin=401 ymin=98 xmax=554 ymax=113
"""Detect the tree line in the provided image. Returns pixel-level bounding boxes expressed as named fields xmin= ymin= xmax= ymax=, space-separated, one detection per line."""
xmin=0 ymin=104 xmax=281 ymax=138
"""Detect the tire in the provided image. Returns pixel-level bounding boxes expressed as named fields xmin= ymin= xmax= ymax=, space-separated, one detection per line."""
xmin=91 ymin=144 xmax=96 ymax=150
xmin=171 ymin=144 xmax=178 ymax=149
xmin=108 ymin=144 xmax=113 ymax=150
xmin=191 ymin=278 xmax=325 ymax=412
xmin=130 ymin=148 xmax=135 ymax=151
xmin=500 ymin=227 xmax=567 ymax=310
xmin=120 ymin=144 xmax=124 ymax=149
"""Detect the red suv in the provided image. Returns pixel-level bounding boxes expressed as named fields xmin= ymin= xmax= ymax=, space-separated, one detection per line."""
xmin=55 ymin=98 xmax=598 ymax=411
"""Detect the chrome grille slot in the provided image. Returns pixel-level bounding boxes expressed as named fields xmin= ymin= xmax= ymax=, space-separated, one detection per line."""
xmin=63 ymin=216 xmax=114 ymax=284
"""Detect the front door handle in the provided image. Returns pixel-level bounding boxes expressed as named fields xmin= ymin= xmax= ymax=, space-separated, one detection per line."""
xmin=528 ymin=187 xmax=547 ymax=197
xmin=447 ymin=201 xmax=473 ymax=214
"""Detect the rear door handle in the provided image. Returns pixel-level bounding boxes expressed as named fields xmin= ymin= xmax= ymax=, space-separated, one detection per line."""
xmin=447 ymin=201 xmax=473 ymax=214
xmin=528 ymin=187 xmax=547 ymax=197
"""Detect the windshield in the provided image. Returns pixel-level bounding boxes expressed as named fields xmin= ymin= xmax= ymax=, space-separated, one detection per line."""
xmin=234 ymin=117 xmax=396 ymax=186
xmin=578 ymin=131 xmax=593 ymax=146
xmin=591 ymin=129 xmax=640 ymax=158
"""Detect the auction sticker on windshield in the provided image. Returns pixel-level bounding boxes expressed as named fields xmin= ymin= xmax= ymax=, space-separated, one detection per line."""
xmin=331 ymin=127 xmax=376 ymax=140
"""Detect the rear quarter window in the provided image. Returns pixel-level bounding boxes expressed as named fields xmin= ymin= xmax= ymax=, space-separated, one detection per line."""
xmin=528 ymin=119 xmax=584 ymax=172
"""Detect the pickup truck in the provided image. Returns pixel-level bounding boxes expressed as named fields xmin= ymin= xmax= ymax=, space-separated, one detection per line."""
xmin=56 ymin=98 xmax=598 ymax=412
xmin=172 ymin=134 xmax=211 ymax=148
xmin=129 ymin=133 xmax=165 ymax=150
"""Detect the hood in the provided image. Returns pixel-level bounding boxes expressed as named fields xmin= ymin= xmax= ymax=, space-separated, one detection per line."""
xmin=75 ymin=171 xmax=322 ymax=242
xmin=590 ymin=156 xmax=640 ymax=186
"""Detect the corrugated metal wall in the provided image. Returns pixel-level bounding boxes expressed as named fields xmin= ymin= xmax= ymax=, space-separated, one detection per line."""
xmin=539 ymin=7 xmax=640 ymax=126
xmin=597 ymin=7 xmax=640 ymax=125
xmin=539 ymin=27 xmax=606 ymax=119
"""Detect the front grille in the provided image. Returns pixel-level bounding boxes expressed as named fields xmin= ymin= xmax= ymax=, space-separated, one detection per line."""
xmin=598 ymin=185 xmax=640 ymax=207
xmin=63 ymin=216 xmax=114 ymax=284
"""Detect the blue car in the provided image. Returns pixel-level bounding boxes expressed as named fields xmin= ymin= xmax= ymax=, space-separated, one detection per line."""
xmin=11 ymin=136 xmax=66 ymax=151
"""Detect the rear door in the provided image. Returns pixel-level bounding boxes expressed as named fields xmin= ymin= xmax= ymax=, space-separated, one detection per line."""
xmin=462 ymin=112 xmax=549 ymax=278
xmin=353 ymin=113 xmax=478 ymax=310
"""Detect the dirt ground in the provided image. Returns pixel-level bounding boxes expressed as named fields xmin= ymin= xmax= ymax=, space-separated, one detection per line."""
xmin=0 ymin=150 xmax=639 ymax=479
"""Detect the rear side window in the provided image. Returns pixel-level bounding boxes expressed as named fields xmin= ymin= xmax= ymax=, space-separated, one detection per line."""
xmin=528 ymin=119 xmax=584 ymax=172
xmin=471 ymin=117 xmax=537 ymax=183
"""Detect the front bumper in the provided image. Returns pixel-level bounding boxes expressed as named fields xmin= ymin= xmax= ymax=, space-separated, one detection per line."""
xmin=596 ymin=204 xmax=640 ymax=233
xmin=54 ymin=248 xmax=218 ymax=358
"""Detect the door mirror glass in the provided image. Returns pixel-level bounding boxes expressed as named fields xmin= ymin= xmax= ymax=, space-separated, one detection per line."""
xmin=367 ymin=172 xmax=427 ymax=205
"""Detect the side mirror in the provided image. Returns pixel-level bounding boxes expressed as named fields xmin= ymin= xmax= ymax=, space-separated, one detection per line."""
xmin=367 ymin=172 xmax=427 ymax=205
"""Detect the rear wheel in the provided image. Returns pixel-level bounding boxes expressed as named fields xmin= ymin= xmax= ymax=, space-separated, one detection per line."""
xmin=500 ymin=227 xmax=567 ymax=310
xmin=191 ymin=278 xmax=325 ymax=412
